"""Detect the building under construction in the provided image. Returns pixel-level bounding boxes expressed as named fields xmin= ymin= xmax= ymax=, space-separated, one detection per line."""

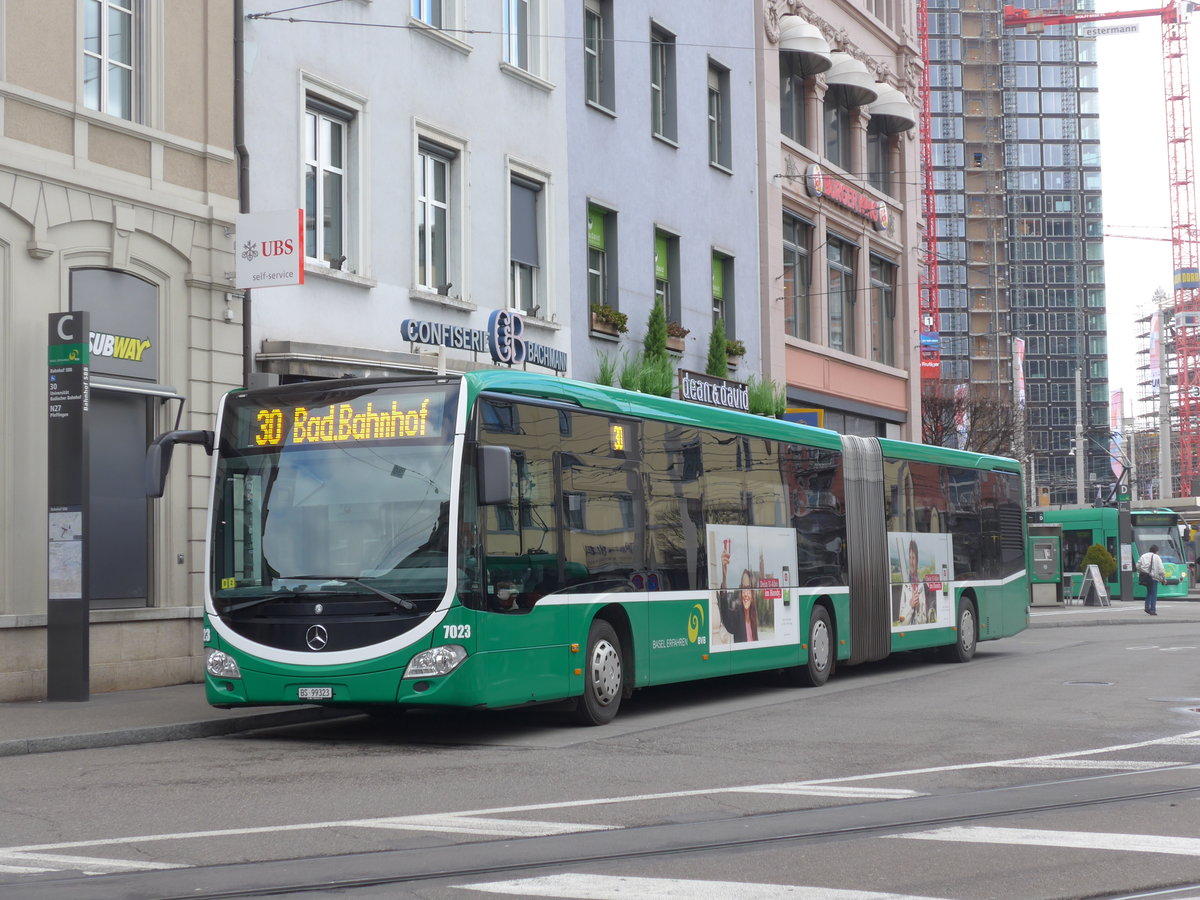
xmin=929 ymin=0 xmax=1109 ymax=504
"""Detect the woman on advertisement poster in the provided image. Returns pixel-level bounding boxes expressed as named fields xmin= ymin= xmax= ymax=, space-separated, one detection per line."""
xmin=895 ymin=539 xmax=928 ymax=625
xmin=718 ymin=542 xmax=759 ymax=643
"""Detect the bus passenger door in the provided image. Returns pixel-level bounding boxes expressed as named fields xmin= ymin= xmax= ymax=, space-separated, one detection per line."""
xmin=558 ymin=452 xmax=647 ymax=681
xmin=477 ymin=414 xmax=569 ymax=706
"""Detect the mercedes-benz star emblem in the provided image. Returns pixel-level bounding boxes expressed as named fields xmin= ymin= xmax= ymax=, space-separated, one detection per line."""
xmin=305 ymin=624 xmax=329 ymax=651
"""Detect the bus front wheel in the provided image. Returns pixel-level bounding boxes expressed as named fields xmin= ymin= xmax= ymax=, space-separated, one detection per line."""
xmin=788 ymin=605 xmax=833 ymax=687
xmin=944 ymin=597 xmax=977 ymax=663
xmin=574 ymin=619 xmax=623 ymax=726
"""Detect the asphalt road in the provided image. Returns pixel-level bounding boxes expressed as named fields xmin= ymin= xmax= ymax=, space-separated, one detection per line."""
xmin=2 ymin=621 xmax=1200 ymax=900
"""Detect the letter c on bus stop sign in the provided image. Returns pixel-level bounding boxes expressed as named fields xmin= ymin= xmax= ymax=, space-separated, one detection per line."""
xmin=57 ymin=315 xmax=74 ymax=341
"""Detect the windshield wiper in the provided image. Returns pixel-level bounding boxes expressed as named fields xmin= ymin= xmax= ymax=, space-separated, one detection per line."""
xmin=284 ymin=575 xmax=417 ymax=612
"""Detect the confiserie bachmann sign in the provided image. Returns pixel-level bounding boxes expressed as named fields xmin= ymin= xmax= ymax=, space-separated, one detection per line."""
xmin=678 ymin=369 xmax=749 ymax=413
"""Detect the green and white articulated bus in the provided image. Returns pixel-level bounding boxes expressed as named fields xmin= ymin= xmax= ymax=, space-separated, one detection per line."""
xmin=148 ymin=371 xmax=1029 ymax=725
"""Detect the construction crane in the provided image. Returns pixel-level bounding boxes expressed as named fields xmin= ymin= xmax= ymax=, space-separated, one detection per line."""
xmin=1005 ymin=1 xmax=1200 ymax=495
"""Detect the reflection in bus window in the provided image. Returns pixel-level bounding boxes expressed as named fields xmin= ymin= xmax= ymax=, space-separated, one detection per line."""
xmin=643 ymin=420 xmax=704 ymax=590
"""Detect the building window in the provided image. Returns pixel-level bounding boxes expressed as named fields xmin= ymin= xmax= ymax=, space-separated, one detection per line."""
xmin=866 ymin=118 xmax=891 ymax=194
xmin=824 ymin=98 xmax=852 ymax=170
xmin=650 ymin=25 xmax=677 ymax=142
xmin=587 ymin=204 xmax=617 ymax=309
xmin=83 ymin=0 xmax=140 ymax=120
xmin=584 ymin=1 xmax=615 ymax=109
xmin=511 ymin=175 xmax=543 ymax=315
xmin=783 ymin=214 xmax=811 ymax=340
xmin=827 ymin=237 xmax=856 ymax=353
xmin=870 ymin=256 xmax=896 ymax=366
xmin=504 ymin=0 xmax=540 ymax=74
xmin=654 ymin=230 xmax=680 ymax=322
xmin=708 ymin=62 xmax=732 ymax=169
xmin=417 ymin=141 xmax=454 ymax=292
xmin=412 ymin=0 xmax=442 ymax=27
xmin=712 ymin=252 xmax=733 ymax=330
xmin=779 ymin=54 xmax=808 ymax=146
xmin=304 ymin=98 xmax=352 ymax=267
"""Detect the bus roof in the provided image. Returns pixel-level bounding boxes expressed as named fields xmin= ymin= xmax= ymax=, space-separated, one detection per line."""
xmin=462 ymin=370 xmax=1020 ymax=470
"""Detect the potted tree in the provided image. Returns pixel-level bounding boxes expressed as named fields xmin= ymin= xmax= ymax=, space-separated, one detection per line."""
xmin=590 ymin=304 xmax=628 ymax=337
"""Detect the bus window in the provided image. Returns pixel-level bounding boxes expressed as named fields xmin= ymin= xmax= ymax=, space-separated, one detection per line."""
xmin=643 ymin=420 xmax=704 ymax=590
xmin=784 ymin=445 xmax=846 ymax=586
xmin=560 ymin=454 xmax=640 ymax=591
xmin=948 ymin=466 xmax=982 ymax=578
xmin=1062 ymin=528 xmax=1093 ymax=573
xmin=478 ymin=400 xmax=563 ymax=611
xmin=1133 ymin=525 xmax=1185 ymax=564
xmin=746 ymin=438 xmax=787 ymax=528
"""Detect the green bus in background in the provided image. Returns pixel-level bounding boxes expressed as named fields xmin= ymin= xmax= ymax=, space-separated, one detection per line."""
xmin=148 ymin=370 xmax=1029 ymax=725
xmin=1040 ymin=506 xmax=1190 ymax=601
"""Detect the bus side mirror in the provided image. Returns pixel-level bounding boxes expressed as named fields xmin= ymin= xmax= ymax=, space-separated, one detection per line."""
xmin=146 ymin=430 xmax=214 ymax=498
xmin=477 ymin=444 xmax=512 ymax=506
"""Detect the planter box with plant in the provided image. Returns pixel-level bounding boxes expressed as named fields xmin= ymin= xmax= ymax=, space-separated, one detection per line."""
xmin=666 ymin=321 xmax=689 ymax=352
xmin=726 ymin=338 xmax=746 ymax=366
xmin=590 ymin=304 xmax=628 ymax=336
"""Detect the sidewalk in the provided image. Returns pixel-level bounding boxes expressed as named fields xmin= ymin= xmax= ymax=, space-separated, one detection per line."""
xmin=3 ymin=595 xmax=1200 ymax=759
xmin=0 ymin=684 xmax=354 ymax=759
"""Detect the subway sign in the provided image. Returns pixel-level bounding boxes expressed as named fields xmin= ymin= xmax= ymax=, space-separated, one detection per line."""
xmin=805 ymin=164 xmax=889 ymax=231
xmin=400 ymin=310 xmax=567 ymax=372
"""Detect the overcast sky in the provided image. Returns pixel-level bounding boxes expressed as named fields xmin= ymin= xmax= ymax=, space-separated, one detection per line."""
xmin=1094 ymin=2 xmax=1192 ymax=416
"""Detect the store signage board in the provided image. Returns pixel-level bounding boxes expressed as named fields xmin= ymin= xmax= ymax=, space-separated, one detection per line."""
xmin=236 ymin=210 xmax=305 ymax=289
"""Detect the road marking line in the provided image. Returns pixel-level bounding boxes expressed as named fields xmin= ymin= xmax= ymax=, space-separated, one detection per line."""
xmin=737 ymin=785 xmax=922 ymax=799
xmin=459 ymin=873 xmax=952 ymax=899
xmin=346 ymin=815 xmax=615 ymax=837
xmin=0 ymin=852 xmax=183 ymax=874
xmin=892 ymin=826 xmax=1200 ymax=857
xmin=0 ymin=862 xmax=55 ymax=874
xmin=3 ymin=729 xmax=1198 ymax=858
xmin=995 ymin=759 xmax=1187 ymax=770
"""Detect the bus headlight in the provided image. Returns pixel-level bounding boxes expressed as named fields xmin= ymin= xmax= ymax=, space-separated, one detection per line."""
xmin=205 ymin=649 xmax=242 ymax=679
xmin=404 ymin=645 xmax=467 ymax=678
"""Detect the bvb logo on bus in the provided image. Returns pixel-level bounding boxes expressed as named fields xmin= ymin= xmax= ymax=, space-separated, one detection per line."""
xmin=687 ymin=603 xmax=705 ymax=644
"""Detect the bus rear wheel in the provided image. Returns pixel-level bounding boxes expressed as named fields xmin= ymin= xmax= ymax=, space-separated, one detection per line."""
xmin=574 ymin=619 xmax=623 ymax=726
xmin=786 ymin=605 xmax=833 ymax=687
xmin=943 ymin=597 xmax=977 ymax=663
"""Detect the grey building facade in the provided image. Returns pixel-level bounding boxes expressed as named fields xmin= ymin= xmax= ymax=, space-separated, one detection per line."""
xmin=244 ymin=1 xmax=573 ymax=382
xmin=564 ymin=1 xmax=761 ymax=381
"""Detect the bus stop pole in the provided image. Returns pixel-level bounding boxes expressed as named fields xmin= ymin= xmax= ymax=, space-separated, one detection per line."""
xmin=1118 ymin=494 xmax=1133 ymax=602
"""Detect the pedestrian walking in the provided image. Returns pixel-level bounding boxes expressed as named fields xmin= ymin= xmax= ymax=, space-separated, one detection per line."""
xmin=1137 ymin=544 xmax=1166 ymax=615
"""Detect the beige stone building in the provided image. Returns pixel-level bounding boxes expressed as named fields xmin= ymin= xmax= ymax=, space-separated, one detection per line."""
xmin=757 ymin=0 xmax=924 ymax=439
xmin=0 ymin=2 xmax=237 ymax=700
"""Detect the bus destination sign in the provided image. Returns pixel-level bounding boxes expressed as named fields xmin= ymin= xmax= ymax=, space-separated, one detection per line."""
xmin=243 ymin=392 xmax=446 ymax=449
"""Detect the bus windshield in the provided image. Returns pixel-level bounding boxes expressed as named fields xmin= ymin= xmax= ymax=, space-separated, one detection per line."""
xmin=210 ymin=382 xmax=459 ymax=611
xmin=1133 ymin=526 xmax=1184 ymax=564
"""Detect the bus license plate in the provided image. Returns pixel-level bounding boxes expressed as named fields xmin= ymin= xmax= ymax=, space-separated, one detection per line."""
xmin=298 ymin=687 xmax=333 ymax=700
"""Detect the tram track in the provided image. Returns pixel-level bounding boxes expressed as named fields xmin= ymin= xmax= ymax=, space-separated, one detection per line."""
xmin=9 ymin=768 xmax=1200 ymax=900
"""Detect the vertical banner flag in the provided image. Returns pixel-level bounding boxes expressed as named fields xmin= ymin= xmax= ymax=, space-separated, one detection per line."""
xmin=1149 ymin=309 xmax=1161 ymax=391
xmin=953 ymin=383 xmax=969 ymax=450
xmin=1013 ymin=337 xmax=1026 ymax=408
xmin=1109 ymin=390 xmax=1124 ymax=481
